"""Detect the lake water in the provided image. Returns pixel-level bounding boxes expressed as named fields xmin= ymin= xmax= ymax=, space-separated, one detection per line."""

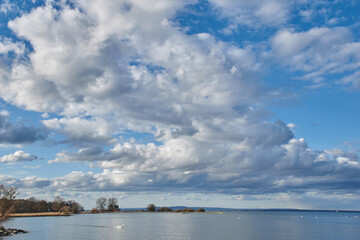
xmin=3 ymin=211 xmax=360 ymax=240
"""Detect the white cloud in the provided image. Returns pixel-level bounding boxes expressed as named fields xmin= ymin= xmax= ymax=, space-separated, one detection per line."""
xmin=0 ymin=37 xmax=25 ymax=55
xmin=2 ymin=1 xmax=267 ymax=145
xmin=41 ymin=112 xmax=49 ymax=119
xmin=43 ymin=117 xmax=116 ymax=145
xmin=287 ymin=123 xmax=296 ymax=129
xmin=0 ymin=110 xmax=9 ymax=117
xmin=299 ymin=9 xmax=313 ymax=21
xmin=21 ymin=176 xmax=50 ymax=188
xmin=0 ymin=150 xmax=38 ymax=164
xmin=0 ymin=0 xmax=16 ymax=14
xmin=23 ymin=165 xmax=42 ymax=169
xmin=270 ymin=27 xmax=360 ymax=88
xmin=338 ymin=71 xmax=360 ymax=89
xmin=0 ymin=0 xmax=359 ymax=203
xmin=209 ymin=0 xmax=290 ymax=29
xmin=45 ymin=135 xmax=360 ymax=195
xmin=255 ymin=0 xmax=289 ymax=25
xmin=337 ymin=157 xmax=359 ymax=166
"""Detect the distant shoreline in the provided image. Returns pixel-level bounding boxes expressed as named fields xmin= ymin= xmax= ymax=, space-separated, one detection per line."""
xmin=8 ymin=211 xmax=223 ymax=218
xmin=224 ymin=209 xmax=360 ymax=213
xmin=8 ymin=209 xmax=360 ymax=218
xmin=80 ymin=211 xmax=224 ymax=214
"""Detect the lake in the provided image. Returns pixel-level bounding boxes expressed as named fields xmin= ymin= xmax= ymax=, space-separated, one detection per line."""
xmin=3 ymin=211 xmax=360 ymax=240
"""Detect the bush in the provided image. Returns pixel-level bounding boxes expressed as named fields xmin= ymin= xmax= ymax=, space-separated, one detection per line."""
xmin=184 ymin=208 xmax=195 ymax=213
xmin=59 ymin=206 xmax=71 ymax=215
xmin=158 ymin=207 xmax=173 ymax=212
xmin=91 ymin=208 xmax=100 ymax=213
xmin=173 ymin=208 xmax=195 ymax=213
xmin=196 ymin=208 xmax=205 ymax=212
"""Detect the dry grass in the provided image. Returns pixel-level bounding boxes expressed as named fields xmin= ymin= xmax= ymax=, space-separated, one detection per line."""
xmin=9 ymin=212 xmax=71 ymax=217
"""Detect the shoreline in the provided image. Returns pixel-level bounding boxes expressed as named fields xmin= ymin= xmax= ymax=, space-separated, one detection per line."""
xmin=8 ymin=209 xmax=360 ymax=218
xmin=8 ymin=211 xmax=223 ymax=218
xmin=79 ymin=211 xmax=224 ymax=214
xmin=9 ymin=212 xmax=71 ymax=218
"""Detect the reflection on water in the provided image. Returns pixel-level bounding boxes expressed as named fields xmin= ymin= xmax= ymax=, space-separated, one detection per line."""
xmin=4 ymin=211 xmax=360 ymax=240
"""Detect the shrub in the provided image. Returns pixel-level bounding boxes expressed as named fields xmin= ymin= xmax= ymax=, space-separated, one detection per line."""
xmin=184 ymin=208 xmax=195 ymax=213
xmin=173 ymin=208 xmax=195 ymax=213
xmin=59 ymin=206 xmax=71 ymax=215
xmin=196 ymin=208 xmax=205 ymax=212
xmin=158 ymin=207 xmax=173 ymax=212
xmin=91 ymin=208 xmax=100 ymax=213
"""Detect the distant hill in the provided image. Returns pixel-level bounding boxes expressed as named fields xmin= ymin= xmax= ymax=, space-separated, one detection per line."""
xmin=118 ymin=206 xmax=360 ymax=213
xmin=120 ymin=206 xmax=240 ymax=212
xmin=119 ymin=206 xmax=230 ymax=212
xmin=169 ymin=206 xmax=235 ymax=211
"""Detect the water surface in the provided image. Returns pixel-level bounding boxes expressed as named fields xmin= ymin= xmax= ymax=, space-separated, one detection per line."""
xmin=4 ymin=211 xmax=360 ymax=240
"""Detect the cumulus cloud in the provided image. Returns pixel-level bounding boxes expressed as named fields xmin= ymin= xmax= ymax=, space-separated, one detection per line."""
xmin=0 ymin=37 xmax=25 ymax=55
xmin=2 ymin=1 xmax=268 ymax=142
xmin=0 ymin=111 xmax=48 ymax=144
xmin=0 ymin=175 xmax=50 ymax=188
xmin=1 ymin=139 xmax=359 ymax=199
xmin=0 ymin=0 xmax=359 ymax=202
xmin=47 ymin=137 xmax=360 ymax=195
xmin=42 ymin=117 xmax=116 ymax=146
xmin=0 ymin=150 xmax=38 ymax=163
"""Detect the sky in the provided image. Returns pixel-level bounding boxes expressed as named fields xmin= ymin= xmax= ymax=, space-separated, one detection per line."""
xmin=0 ymin=0 xmax=359 ymax=210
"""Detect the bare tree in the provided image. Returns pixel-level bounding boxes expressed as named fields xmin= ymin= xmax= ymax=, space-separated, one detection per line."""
xmin=96 ymin=197 xmax=107 ymax=212
xmin=107 ymin=197 xmax=119 ymax=212
xmin=67 ymin=200 xmax=84 ymax=213
xmin=0 ymin=185 xmax=18 ymax=226
xmin=147 ymin=203 xmax=156 ymax=212
xmin=51 ymin=196 xmax=65 ymax=212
